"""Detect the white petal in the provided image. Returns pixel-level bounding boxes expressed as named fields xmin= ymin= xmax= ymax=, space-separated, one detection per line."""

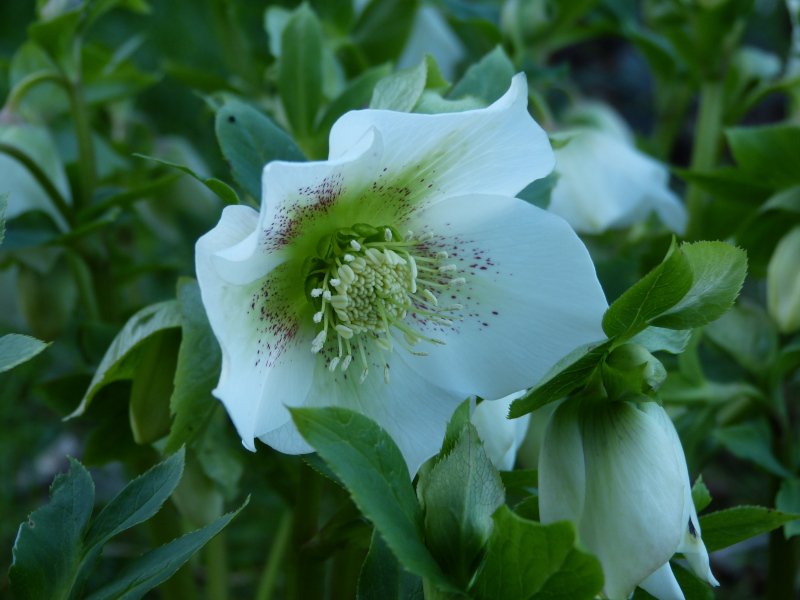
xmin=579 ymin=402 xmax=685 ymax=600
xmin=196 ymin=205 xmax=316 ymax=450
xmin=639 ymin=563 xmax=686 ymax=600
xmin=471 ymin=391 xmax=529 ymax=471
xmin=549 ymin=130 xmax=684 ymax=234
xmin=642 ymin=404 xmax=719 ymax=587
xmin=329 ymin=73 xmax=554 ymax=211
xmin=212 ymin=127 xmax=384 ymax=286
xmin=260 ymin=349 xmax=466 ymax=476
xmin=649 ymin=186 xmax=688 ymax=236
xmin=404 ymin=193 xmax=608 ymax=400
xmin=539 ymin=398 xmax=586 ymax=525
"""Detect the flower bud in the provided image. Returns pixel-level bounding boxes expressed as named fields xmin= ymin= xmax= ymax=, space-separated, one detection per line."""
xmin=603 ymin=343 xmax=667 ymax=401
xmin=768 ymin=226 xmax=800 ymax=334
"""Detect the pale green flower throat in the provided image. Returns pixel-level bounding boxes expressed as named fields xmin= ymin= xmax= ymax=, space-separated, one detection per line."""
xmin=303 ymin=223 xmax=464 ymax=384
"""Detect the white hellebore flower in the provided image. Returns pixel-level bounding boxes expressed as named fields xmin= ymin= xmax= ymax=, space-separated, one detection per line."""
xmin=547 ymin=103 xmax=687 ymax=235
xmin=195 ymin=75 xmax=608 ymax=474
xmin=471 ymin=391 xmax=530 ymax=471
xmin=539 ymin=399 xmax=719 ymax=600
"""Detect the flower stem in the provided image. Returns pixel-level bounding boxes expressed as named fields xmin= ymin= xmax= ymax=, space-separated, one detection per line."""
xmin=287 ymin=463 xmax=324 ymax=600
xmin=205 ymin=530 xmax=229 ymax=600
xmin=67 ymin=36 xmax=96 ymax=211
xmin=685 ymin=79 xmax=725 ymax=240
xmin=147 ymin=501 xmax=200 ymax=600
xmin=255 ymin=512 xmax=293 ymax=600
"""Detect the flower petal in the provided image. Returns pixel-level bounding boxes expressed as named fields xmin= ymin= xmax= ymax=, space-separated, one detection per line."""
xmin=642 ymin=404 xmax=719 ymax=587
xmin=329 ymin=73 xmax=554 ymax=212
xmin=639 ymin=563 xmax=686 ymax=600
xmin=403 ymin=193 xmax=607 ymax=400
xmin=471 ymin=391 xmax=529 ymax=471
xmin=260 ymin=350 xmax=466 ymax=475
xmin=539 ymin=398 xmax=586 ymax=525
xmin=212 ymin=127 xmax=384 ymax=286
xmin=579 ymin=402 xmax=685 ymax=600
xmin=196 ymin=205 xmax=316 ymax=450
xmin=549 ymin=130 xmax=684 ymax=234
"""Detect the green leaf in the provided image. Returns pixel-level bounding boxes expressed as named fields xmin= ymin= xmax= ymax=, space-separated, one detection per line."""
xmin=438 ymin=398 xmax=471 ymax=462
xmin=68 ymin=300 xmax=182 ymax=418
xmin=418 ymin=423 xmax=504 ymax=589
xmin=518 ymin=172 xmax=559 ymax=210
xmin=602 ymin=239 xmax=693 ymax=340
xmin=278 ymin=4 xmax=323 ymax=138
xmin=0 ymin=191 xmax=6 ymax=244
xmin=412 ymin=91 xmax=485 ymax=115
xmin=357 ymin=530 xmax=424 ymax=600
xmin=726 ymin=124 xmax=800 ymax=189
xmin=699 ymin=506 xmax=800 ymax=552
xmin=651 ymin=242 xmax=747 ymax=330
xmin=692 ymin=475 xmax=712 ymax=513
xmin=352 ymin=0 xmax=419 ymax=66
xmin=0 ymin=333 xmax=50 ymax=373
xmin=671 ymin=562 xmax=714 ymax=600
xmin=704 ymin=300 xmax=779 ymax=375
xmin=499 ymin=470 xmax=538 ymax=497
xmin=528 ymin=547 xmax=606 ymax=600
xmin=513 ymin=496 xmax=539 ymax=521
xmin=714 ymin=418 xmax=793 ymax=478
xmin=84 ymin=498 xmax=248 ymax=600
xmin=629 ymin=327 xmax=691 ymax=354
xmin=164 ymin=279 xmax=222 ymax=453
xmin=291 ymin=407 xmax=456 ymax=592
xmin=69 ymin=449 xmax=186 ymax=593
xmin=129 ymin=329 xmax=181 ymax=445
xmin=215 ymin=100 xmax=305 ymax=200
xmin=673 ymin=167 xmax=773 ymax=203
xmin=760 ymin=185 xmax=800 ymax=214
xmin=132 ymin=155 xmax=239 ymax=205
xmin=370 ymin=59 xmax=428 ymax=112
xmin=448 ymin=46 xmax=515 ymax=105
xmin=508 ymin=339 xmax=613 ymax=418
xmin=316 ymin=63 xmax=393 ymax=136
xmin=776 ymin=479 xmax=800 ymax=539
xmin=470 ymin=506 xmax=603 ymax=600
xmin=9 ymin=459 xmax=95 ymax=600
xmin=86 ymin=448 xmax=184 ymax=549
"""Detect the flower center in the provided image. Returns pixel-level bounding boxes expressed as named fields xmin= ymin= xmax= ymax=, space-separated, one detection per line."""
xmin=303 ymin=224 xmax=464 ymax=384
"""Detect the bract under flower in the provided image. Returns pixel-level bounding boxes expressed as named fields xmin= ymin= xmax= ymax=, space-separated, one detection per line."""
xmin=196 ymin=74 xmax=608 ymax=474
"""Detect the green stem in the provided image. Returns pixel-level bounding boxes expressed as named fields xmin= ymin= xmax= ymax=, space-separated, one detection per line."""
xmin=685 ymin=79 xmax=725 ymax=240
xmin=64 ymin=250 xmax=100 ymax=321
xmin=205 ymin=530 xmax=229 ymax=600
xmin=287 ymin=464 xmax=324 ymax=600
xmin=66 ymin=36 xmax=96 ymax=211
xmin=255 ymin=512 xmax=293 ymax=600
xmin=0 ymin=142 xmax=74 ymax=227
xmin=147 ymin=502 xmax=200 ymax=600
xmin=2 ymin=70 xmax=70 ymax=113
xmin=766 ymin=527 xmax=798 ymax=600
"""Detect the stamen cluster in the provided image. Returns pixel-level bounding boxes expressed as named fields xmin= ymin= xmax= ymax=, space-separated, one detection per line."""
xmin=304 ymin=224 xmax=464 ymax=384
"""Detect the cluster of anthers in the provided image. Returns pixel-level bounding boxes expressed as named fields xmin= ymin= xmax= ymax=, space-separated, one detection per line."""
xmin=304 ymin=224 xmax=465 ymax=384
